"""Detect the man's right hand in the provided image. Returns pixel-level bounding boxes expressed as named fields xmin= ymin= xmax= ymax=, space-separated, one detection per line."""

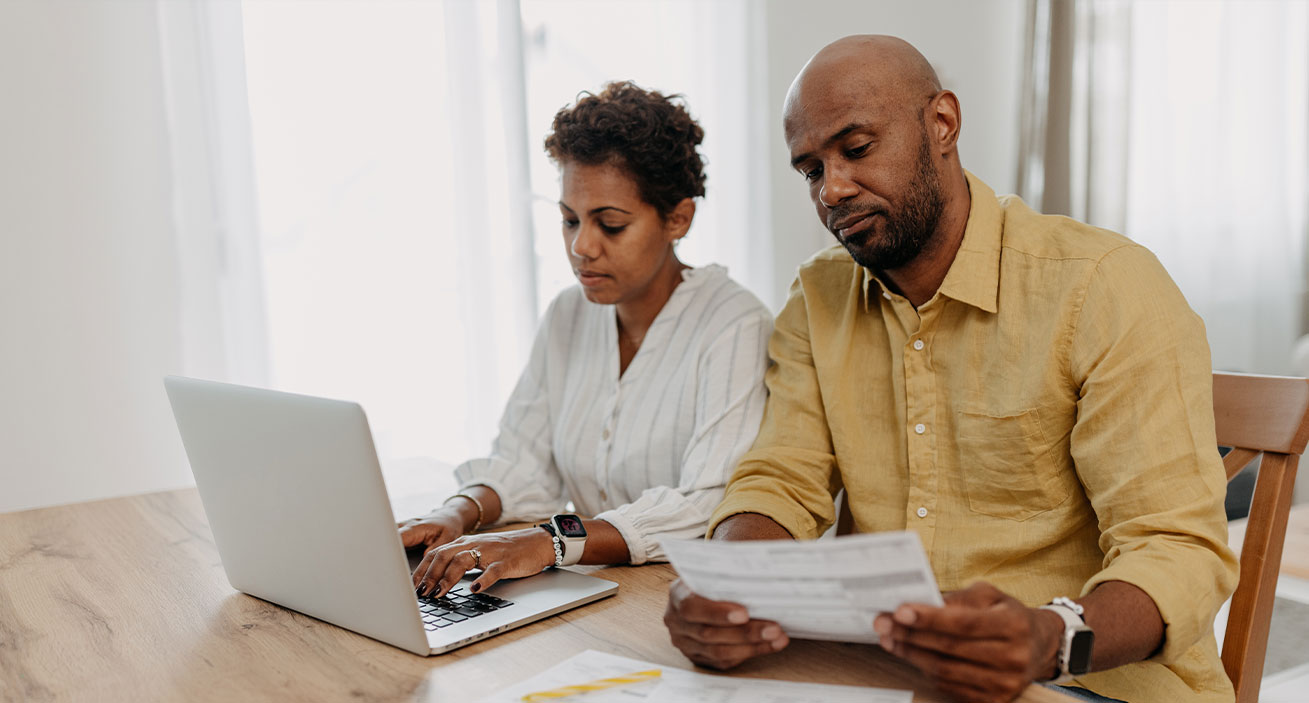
xmin=664 ymin=577 xmax=789 ymax=669
xmin=397 ymin=509 xmax=466 ymax=552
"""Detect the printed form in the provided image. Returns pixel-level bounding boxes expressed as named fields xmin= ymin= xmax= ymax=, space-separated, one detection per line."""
xmin=661 ymin=531 xmax=943 ymax=643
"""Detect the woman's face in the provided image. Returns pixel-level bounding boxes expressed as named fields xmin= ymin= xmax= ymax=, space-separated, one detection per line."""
xmin=558 ymin=160 xmax=689 ymax=306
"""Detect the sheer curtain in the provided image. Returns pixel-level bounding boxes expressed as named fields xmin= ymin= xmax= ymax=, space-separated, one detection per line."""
xmin=159 ymin=0 xmax=536 ymax=467
xmin=156 ymin=0 xmax=270 ymax=388
xmin=1019 ymin=0 xmax=1309 ymax=376
xmin=157 ymin=0 xmax=768 ymax=469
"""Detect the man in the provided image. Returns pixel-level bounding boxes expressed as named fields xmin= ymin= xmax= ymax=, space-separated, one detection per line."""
xmin=663 ymin=35 xmax=1237 ymax=703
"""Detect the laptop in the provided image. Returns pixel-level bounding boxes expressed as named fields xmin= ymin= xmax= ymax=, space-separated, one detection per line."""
xmin=163 ymin=375 xmax=618 ymax=656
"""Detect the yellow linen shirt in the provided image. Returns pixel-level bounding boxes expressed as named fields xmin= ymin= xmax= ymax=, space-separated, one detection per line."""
xmin=710 ymin=173 xmax=1239 ymax=703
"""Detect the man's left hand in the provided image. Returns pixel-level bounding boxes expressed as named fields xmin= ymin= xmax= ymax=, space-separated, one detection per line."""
xmin=873 ymin=581 xmax=1065 ymax=703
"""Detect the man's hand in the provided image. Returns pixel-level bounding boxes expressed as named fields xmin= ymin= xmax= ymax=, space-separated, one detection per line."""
xmin=664 ymin=578 xmax=790 ymax=670
xmin=873 ymin=581 xmax=1064 ymax=703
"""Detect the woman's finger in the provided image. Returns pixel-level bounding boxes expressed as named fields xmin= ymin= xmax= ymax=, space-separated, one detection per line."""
xmin=429 ymin=548 xmax=479 ymax=598
xmin=411 ymin=548 xmax=439 ymax=589
xmin=398 ymin=523 xmax=431 ymax=549
xmin=416 ymin=545 xmax=461 ymax=596
xmin=469 ymin=561 xmax=505 ymax=594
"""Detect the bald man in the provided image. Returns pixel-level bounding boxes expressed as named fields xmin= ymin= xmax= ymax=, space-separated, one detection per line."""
xmin=663 ymin=36 xmax=1236 ymax=703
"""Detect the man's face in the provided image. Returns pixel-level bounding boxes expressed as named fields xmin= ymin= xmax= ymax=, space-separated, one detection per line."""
xmin=785 ymin=85 xmax=945 ymax=271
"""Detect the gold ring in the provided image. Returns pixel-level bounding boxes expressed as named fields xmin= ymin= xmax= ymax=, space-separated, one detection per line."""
xmin=468 ymin=547 xmax=482 ymax=570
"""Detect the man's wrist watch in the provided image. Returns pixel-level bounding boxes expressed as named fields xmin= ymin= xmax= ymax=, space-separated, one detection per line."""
xmin=541 ymin=514 xmax=587 ymax=567
xmin=1039 ymin=597 xmax=1095 ymax=683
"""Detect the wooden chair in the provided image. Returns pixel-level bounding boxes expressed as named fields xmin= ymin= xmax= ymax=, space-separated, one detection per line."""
xmin=1213 ymin=371 xmax=1309 ymax=703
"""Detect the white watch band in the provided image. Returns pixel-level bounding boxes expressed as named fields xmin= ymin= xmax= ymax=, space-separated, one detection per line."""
xmin=549 ymin=515 xmax=586 ymax=567
xmin=1040 ymin=600 xmax=1088 ymax=684
xmin=546 ymin=529 xmax=565 ymax=567
xmin=556 ymin=533 xmax=584 ymax=567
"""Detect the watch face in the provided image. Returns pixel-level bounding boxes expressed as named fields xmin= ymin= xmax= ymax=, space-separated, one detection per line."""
xmin=555 ymin=514 xmax=586 ymax=538
xmin=1069 ymin=629 xmax=1095 ymax=675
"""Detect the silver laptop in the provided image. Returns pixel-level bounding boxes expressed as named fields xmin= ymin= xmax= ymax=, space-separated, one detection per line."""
xmin=163 ymin=375 xmax=617 ymax=656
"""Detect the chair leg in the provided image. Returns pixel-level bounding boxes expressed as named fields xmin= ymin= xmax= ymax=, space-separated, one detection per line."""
xmin=1222 ymin=453 xmax=1299 ymax=703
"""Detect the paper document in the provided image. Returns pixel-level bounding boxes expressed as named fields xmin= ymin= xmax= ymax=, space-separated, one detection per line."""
xmin=661 ymin=531 xmax=943 ymax=643
xmin=463 ymin=649 xmax=911 ymax=703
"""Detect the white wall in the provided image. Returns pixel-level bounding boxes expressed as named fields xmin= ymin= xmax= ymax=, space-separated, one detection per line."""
xmin=0 ymin=0 xmax=193 ymax=513
xmin=761 ymin=0 xmax=1027 ymax=302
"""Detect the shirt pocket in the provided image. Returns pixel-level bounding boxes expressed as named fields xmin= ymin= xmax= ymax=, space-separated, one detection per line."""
xmin=955 ymin=408 xmax=1072 ymax=521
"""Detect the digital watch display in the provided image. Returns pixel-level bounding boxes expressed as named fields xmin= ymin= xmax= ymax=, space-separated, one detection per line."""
xmin=547 ymin=513 xmax=587 ymax=567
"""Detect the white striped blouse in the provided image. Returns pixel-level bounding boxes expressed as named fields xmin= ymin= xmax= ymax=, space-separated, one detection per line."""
xmin=454 ymin=264 xmax=772 ymax=564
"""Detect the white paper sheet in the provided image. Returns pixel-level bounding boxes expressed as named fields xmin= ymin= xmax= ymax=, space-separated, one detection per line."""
xmin=647 ymin=674 xmax=912 ymax=703
xmin=660 ymin=531 xmax=944 ymax=643
xmin=463 ymin=650 xmax=911 ymax=703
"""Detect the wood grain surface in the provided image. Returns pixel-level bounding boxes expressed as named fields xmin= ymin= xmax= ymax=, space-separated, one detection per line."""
xmin=0 ymin=489 xmax=1074 ymax=702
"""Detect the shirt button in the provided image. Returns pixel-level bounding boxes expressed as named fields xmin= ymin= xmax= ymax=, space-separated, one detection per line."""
xmin=882 ymin=291 xmax=892 ymax=300
xmin=916 ymin=507 xmax=928 ymax=518
xmin=602 ymin=428 xmax=610 ymax=440
xmin=599 ymin=490 xmax=608 ymax=502
xmin=914 ymin=423 xmax=926 ymax=435
xmin=912 ymin=339 xmax=924 ymax=351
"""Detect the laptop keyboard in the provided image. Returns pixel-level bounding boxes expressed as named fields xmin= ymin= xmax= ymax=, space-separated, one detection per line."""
xmin=418 ymin=585 xmax=515 ymax=630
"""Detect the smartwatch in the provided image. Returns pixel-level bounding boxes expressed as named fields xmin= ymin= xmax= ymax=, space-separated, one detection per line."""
xmin=1039 ymin=597 xmax=1095 ymax=683
xmin=544 ymin=514 xmax=587 ymax=567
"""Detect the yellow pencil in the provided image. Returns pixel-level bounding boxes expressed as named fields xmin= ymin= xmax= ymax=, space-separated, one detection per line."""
xmin=520 ymin=668 xmax=663 ymax=701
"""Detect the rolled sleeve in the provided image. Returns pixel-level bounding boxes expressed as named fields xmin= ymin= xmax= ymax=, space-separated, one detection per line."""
xmin=1069 ymin=245 xmax=1239 ymax=663
xmin=597 ymin=486 xmax=721 ymax=564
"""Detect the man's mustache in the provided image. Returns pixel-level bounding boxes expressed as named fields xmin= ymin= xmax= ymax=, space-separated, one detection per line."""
xmin=827 ymin=204 xmax=887 ymax=233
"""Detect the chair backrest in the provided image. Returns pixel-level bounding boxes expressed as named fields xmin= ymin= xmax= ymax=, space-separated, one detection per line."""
xmin=834 ymin=372 xmax=1307 ymax=702
xmin=1212 ymin=371 xmax=1309 ymax=703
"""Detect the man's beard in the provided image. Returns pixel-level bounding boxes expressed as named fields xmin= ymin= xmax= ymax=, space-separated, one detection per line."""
xmin=828 ymin=127 xmax=945 ymax=271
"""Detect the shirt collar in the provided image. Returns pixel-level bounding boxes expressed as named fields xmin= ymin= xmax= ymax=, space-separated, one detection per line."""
xmin=936 ymin=171 xmax=1001 ymax=314
xmin=860 ymin=170 xmax=1002 ymax=314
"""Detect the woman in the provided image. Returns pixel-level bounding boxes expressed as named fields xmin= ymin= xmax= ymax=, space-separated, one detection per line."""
xmin=400 ymin=82 xmax=772 ymax=598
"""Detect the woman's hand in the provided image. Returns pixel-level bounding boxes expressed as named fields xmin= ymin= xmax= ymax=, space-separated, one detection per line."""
xmin=397 ymin=509 xmax=467 ymax=552
xmin=412 ymin=528 xmax=556 ymax=598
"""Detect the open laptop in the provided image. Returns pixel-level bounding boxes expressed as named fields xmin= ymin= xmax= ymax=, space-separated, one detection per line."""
xmin=163 ymin=376 xmax=617 ymax=656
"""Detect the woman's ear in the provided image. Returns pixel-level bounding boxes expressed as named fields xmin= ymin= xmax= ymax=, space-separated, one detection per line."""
xmin=665 ymin=198 xmax=696 ymax=242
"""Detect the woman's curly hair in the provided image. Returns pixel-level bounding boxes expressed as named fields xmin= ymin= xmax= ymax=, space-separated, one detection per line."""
xmin=544 ymin=81 xmax=706 ymax=218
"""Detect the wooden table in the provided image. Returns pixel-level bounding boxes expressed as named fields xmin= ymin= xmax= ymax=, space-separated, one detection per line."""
xmin=0 ymin=489 xmax=1074 ymax=702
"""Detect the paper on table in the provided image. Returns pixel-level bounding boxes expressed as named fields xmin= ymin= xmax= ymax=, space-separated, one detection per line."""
xmin=465 ymin=650 xmax=664 ymax=703
xmin=462 ymin=649 xmax=911 ymax=703
xmin=647 ymin=675 xmax=911 ymax=703
xmin=661 ymin=531 xmax=944 ymax=643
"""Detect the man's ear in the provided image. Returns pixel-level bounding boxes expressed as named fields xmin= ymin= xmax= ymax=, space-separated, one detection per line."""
xmin=929 ymin=90 xmax=962 ymax=154
xmin=665 ymin=198 xmax=697 ymax=242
